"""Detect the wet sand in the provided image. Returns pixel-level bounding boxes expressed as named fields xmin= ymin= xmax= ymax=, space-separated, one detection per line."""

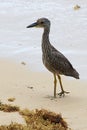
xmin=0 ymin=59 xmax=87 ymax=130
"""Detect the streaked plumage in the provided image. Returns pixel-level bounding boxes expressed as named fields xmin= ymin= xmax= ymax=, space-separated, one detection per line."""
xmin=27 ymin=18 xmax=79 ymax=98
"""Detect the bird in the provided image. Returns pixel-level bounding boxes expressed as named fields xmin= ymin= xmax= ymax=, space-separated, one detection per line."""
xmin=27 ymin=18 xmax=79 ymax=98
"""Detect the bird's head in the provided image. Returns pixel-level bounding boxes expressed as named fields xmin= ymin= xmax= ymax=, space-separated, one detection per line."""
xmin=27 ymin=18 xmax=50 ymax=29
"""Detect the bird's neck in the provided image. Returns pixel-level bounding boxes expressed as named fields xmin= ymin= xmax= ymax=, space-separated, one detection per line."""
xmin=42 ymin=27 xmax=51 ymax=54
xmin=42 ymin=27 xmax=50 ymax=42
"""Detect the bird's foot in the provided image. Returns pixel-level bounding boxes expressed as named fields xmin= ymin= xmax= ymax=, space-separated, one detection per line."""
xmin=58 ymin=91 xmax=70 ymax=97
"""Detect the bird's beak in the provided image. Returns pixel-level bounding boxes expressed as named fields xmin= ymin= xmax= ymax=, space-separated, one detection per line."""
xmin=26 ymin=22 xmax=38 ymax=28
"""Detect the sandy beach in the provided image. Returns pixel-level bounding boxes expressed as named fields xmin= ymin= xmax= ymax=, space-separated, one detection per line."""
xmin=0 ymin=59 xmax=87 ymax=130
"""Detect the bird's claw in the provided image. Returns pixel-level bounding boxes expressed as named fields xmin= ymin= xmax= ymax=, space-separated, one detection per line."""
xmin=58 ymin=91 xmax=70 ymax=97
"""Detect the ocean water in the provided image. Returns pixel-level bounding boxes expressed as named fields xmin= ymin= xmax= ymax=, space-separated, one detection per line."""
xmin=0 ymin=0 xmax=87 ymax=79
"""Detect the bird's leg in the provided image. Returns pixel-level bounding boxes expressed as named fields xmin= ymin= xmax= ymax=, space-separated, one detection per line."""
xmin=57 ymin=75 xmax=69 ymax=97
xmin=53 ymin=74 xmax=57 ymax=98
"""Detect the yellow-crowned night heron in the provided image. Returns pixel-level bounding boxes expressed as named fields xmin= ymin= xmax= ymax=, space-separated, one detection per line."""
xmin=27 ymin=18 xmax=79 ymax=98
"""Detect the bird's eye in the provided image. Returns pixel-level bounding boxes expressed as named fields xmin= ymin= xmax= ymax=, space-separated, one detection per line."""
xmin=41 ymin=21 xmax=44 ymax=24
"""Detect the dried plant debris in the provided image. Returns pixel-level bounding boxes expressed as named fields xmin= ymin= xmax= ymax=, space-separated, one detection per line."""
xmin=42 ymin=110 xmax=67 ymax=128
xmin=19 ymin=109 xmax=68 ymax=130
xmin=0 ymin=103 xmax=20 ymax=112
xmin=73 ymin=5 xmax=80 ymax=10
xmin=21 ymin=62 xmax=26 ymax=65
xmin=8 ymin=98 xmax=15 ymax=102
xmin=0 ymin=122 xmax=27 ymax=130
xmin=0 ymin=103 xmax=70 ymax=130
xmin=27 ymin=86 xmax=33 ymax=89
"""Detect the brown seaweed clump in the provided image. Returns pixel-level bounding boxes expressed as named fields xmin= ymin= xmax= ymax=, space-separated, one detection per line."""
xmin=0 ymin=102 xmax=71 ymax=130
xmin=19 ymin=109 xmax=68 ymax=130
xmin=0 ymin=122 xmax=27 ymax=130
xmin=0 ymin=103 xmax=20 ymax=112
xmin=8 ymin=98 xmax=16 ymax=102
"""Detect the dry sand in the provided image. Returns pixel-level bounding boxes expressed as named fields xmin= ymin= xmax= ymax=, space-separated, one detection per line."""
xmin=0 ymin=59 xmax=87 ymax=130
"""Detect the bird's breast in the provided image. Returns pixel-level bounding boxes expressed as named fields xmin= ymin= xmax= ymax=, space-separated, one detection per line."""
xmin=42 ymin=53 xmax=57 ymax=73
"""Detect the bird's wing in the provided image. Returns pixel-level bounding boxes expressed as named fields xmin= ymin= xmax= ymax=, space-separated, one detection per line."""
xmin=49 ymin=45 xmax=74 ymax=74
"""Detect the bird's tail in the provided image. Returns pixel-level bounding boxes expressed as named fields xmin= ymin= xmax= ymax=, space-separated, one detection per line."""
xmin=72 ymin=69 xmax=79 ymax=79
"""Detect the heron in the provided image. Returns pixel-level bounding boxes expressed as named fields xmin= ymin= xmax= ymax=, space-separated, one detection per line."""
xmin=27 ymin=18 xmax=79 ymax=98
